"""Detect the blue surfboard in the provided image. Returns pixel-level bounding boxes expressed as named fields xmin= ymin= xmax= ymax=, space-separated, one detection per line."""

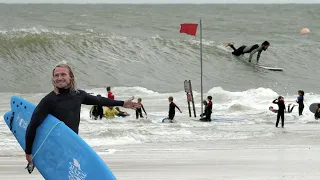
xmin=3 ymin=96 xmax=116 ymax=180
xmin=212 ymin=117 xmax=246 ymax=121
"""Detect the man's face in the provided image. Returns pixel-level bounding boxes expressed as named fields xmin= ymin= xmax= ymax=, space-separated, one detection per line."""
xmin=53 ymin=67 xmax=71 ymax=89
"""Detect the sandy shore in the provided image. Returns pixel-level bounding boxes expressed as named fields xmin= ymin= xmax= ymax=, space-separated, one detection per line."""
xmin=1 ymin=130 xmax=320 ymax=180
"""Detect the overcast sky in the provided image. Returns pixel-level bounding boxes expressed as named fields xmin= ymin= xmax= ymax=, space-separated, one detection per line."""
xmin=0 ymin=0 xmax=318 ymax=3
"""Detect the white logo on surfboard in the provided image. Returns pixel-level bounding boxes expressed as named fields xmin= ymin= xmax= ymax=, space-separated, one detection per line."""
xmin=16 ymin=114 xmax=28 ymax=130
xmin=69 ymin=158 xmax=87 ymax=180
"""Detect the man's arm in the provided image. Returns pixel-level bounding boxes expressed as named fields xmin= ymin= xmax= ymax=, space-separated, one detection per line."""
xmin=256 ymin=50 xmax=262 ymax=62
xmin=25 ymin=97 xmax=51 ymax=154
xmin=249 ymin=47 xmax=262 ymax=62
xmin=81 ymin=90 xmax=124 ymax=107
xmin=141 ymin=104 xmax=147 ymax=115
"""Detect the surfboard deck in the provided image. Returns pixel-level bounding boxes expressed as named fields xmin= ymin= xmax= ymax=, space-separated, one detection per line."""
xmin=255 ymin=65 xmax=283 ymax=71
xmin=239 ymin=55 xmax=284 ymax=71
xmin=3 ymin=96 xmax=116 ymax=180
xmin=309 ymin=103 xmax=320 ymax=113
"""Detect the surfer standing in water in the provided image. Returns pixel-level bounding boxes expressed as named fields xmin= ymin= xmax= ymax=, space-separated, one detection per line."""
xmin=162 ymin=96 xmax=182 ymax=123
xmin=225 ymin=41 xmax=270 ymax=62
xmin=296 ymin=90 xmax=304 ymax=116
xmin=272 ymin=96 xmax=285 ymax=128
xmin=24 ymin=61 xmax=140 ymax=173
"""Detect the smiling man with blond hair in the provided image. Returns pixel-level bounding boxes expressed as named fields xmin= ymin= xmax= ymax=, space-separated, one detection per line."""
xmin=25 ymin=61 xmax=140 ymax=172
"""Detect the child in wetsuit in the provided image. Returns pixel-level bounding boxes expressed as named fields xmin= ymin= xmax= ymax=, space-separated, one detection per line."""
xmin=136 ymin=98 xmax=147 ymax=119
xmin=89 ymin=94 xmax=104 ymax=120
xmin=296 ymin=90 xmax=304 ymax=116
xmin=115 ymin=107 xmax=130 ymax=117
xmin=162 ymin=96 xmax=182 ymax=123
xmin=200 ymin=96 xmax=213 ymax=122
xmin=272 ymin=96 xmax=285 ymax=128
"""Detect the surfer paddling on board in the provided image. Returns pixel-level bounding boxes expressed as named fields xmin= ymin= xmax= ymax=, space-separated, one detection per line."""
xmin=24 ymin=61 xmax=140 ymax=173
xmin=225 ymin=41 xmax=270 ymax=62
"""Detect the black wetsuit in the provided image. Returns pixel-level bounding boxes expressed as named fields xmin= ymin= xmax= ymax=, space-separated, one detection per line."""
xmin=91 ymin=105 xmax=103 ymax=120
xmin=25 ymin=88 xmax=124 ymax=154
xmin=136 ymin=104 xmax=147 ymax=119
xmin=315 ymin=109 xmax=320 ymax=120
xmin=273 ymin=99 xmax=285 ymax=128
xmin=296 ymin=95 xmax=304 ymax=116
xmin=230 ymin=44 xmax=265 ymax=62
xmin=168 ymin=102 xmax=180 ymax=120
xmin=200 ymin=101 xmax=212 ymax=122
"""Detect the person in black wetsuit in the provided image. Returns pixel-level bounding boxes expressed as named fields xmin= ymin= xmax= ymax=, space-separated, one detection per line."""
xmin=315 ymin=104 xmax=320 ymax=120
xmin=136 ymin=98 xmax=147 ymax=119
xmin=296 ymin=90 xmax=304 ymax=116
xmin=225 ymin=41 xmax=270 ymax=62
xmin=272 ymin=96 xmax=285 ymax=128
xmin=200 ymin=96 xmax=213 ymax=122
xmin=24 ymin=61 xmax=140 ymax=172
xmin=162 ymin=96 xmax=182 ymax=123
xmin=115 ymin=107 xmax=130 ymax=117
xmin=89 ymin=94 xmax=104 ymax=120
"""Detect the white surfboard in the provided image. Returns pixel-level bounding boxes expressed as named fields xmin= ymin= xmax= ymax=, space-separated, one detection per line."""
xmin=255 ymin=65 xmax=284 ymax=71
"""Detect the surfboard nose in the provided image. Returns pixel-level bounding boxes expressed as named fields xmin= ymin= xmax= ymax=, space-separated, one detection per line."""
xmin=3 ymin=111 xmax=13 ymax=127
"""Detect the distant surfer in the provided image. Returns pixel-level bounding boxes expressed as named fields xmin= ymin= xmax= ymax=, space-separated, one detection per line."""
xmin=269 ymin=103 xmax=296 ymax=114
xmin=115 ymin=107 xmax=130 ymax=117
xmin=225 ymin=41 xmax=270 ymax=62
xmin=272 ymin=96 xmax=285 ymax=128
xmin=162 ymin=96 xmax=182 ymax=123
xmin=106 ymin=86 xmax=114 ymax=100
xmin=104 ymin=106 xmax=119 ymax=119
xmin=314 ymin=104 xmax=320 ymax=120
xmin=296 ymin=90 xmax=304 ymax=116
xmin=24 ymin=61 xmax=140 ymax=173
xmin=136 ymin=98 xmax=147 ymax=119
xmin=200 ymin=96 xmax=212 ymax=122
xmin=90 ymin=95 xmax=104 ymax=120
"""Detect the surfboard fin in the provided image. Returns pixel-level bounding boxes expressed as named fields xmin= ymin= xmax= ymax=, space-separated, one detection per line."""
xmin=25 ymin=164 xmax=34 ymax=174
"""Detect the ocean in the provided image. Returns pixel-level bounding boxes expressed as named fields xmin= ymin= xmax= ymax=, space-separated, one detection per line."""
xmin=0 ymin=4 xmax=320 ymax=179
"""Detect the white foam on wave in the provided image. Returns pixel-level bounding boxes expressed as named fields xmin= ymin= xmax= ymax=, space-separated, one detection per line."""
xmin=1 ymin=86 xmax=320 ymax=152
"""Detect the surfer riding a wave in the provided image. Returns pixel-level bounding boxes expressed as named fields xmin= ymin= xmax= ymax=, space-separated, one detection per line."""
xmin=225 ymin=41 xmax=270 ymax=62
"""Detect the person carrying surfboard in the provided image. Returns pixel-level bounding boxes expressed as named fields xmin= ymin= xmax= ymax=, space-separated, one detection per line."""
xmin=225 ymin=41 xmax=270 ymax=62
xmin=24 ymin=61 xmax=141 ymax=173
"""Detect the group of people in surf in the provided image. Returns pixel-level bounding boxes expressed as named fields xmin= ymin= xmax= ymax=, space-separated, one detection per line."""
xmin=224 ymin=41 xmax=319 ymax=127
xmin=269 ymin=90 xmax=306 ymax=128
xmin=89 ymin=86 xmax=183 ymax=122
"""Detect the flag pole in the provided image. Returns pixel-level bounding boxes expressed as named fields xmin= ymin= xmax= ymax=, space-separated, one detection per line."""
xmin=200 ymin=19 xmax=203 ymax=116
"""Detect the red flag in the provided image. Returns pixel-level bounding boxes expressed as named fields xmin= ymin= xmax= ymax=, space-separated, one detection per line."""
xmin=180 ymin=23 xmax=198 ymax=36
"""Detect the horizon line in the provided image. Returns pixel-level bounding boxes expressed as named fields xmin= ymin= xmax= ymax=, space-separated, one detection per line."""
xmin=0 ymin=2 xmax=319 ymax=4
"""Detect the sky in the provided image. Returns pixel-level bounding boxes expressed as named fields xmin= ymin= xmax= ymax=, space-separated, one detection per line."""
xmin=0 ymin=0 xmax=319 ymax=3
